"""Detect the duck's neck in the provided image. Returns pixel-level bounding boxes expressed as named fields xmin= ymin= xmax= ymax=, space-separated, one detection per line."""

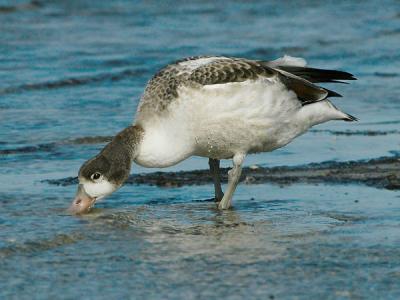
xmin=102 ymin=125 xmax=144 ymax=162
xmin=114 ymin=125 xmax=144 ymax=159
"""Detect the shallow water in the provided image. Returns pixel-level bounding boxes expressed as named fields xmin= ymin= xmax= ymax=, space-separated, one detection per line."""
xmin=1 ymin=1 xmax=400 ymax=299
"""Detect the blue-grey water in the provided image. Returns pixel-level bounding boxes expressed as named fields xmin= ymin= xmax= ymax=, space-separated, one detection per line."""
xmin=1 ymin=1 xmax=400 ymax=299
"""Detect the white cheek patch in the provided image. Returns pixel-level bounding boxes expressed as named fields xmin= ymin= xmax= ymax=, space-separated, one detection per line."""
xmin=83 ymin=180 xmax=117 ymax=198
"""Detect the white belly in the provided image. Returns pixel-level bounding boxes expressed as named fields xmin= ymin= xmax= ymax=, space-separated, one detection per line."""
xmin=193 ymin=118 xmax=307 ymax=159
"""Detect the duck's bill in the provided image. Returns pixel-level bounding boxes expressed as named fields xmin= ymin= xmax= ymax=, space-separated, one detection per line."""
xmin=69 ymin=184 xmax=96 ymax=215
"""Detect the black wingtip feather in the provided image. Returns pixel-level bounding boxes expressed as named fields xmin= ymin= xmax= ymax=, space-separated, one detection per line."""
xmin=278 ymin=66 xmax=357 ymax=83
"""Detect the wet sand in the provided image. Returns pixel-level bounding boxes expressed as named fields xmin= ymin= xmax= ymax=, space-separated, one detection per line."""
xmin=47 ymin=154 xmax=400 ymax=190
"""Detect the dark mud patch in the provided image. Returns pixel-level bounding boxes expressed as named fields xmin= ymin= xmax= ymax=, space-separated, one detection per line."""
xmin=46 ymin=155 xmax=400 ymax=190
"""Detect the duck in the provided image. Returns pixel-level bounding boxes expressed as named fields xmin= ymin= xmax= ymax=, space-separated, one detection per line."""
xmin=69 ymin=55 xmax=356 ymax=214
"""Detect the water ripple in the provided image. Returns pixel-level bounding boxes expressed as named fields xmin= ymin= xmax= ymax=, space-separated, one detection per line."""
xmin=0 ymin=69 xmax=146 ymax=95
xmin=0 ymin=233 xmax=85 ymax=258
xmin=0 ymin=0 xmax=43 ymax=14
xmin=0 ymin=136 xmax=112 ymax=155
xmin=311 ymin=129 xmax=400 ymax=136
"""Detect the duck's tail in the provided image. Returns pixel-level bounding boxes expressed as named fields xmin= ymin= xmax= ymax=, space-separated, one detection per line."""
xmin=298 ymin=100 xmax=358 ymax=127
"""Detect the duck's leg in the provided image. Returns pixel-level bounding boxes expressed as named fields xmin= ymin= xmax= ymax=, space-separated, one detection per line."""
xmin=208 ymin=158 xmax=224 ymax=202
xmin=218 ymin=153 xmax=245 ymax=210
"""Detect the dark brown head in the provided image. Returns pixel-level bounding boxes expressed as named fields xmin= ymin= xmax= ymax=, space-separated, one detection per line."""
xmin=69 ymin=125 xmax=143 ymax=214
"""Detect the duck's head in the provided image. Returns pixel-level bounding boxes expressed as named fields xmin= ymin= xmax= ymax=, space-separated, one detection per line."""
xmin=69 ymin=125 xmax=142 ymax=214
xmin=69 ymin=153 xmax=130 ymax=214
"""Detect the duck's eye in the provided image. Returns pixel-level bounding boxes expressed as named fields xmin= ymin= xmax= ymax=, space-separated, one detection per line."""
xmin=91 ymin=172 xmax=101 ymax=181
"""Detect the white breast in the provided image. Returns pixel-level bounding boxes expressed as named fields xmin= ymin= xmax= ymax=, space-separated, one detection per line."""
xmin=135 ymin=115 xmax=196 ymax=168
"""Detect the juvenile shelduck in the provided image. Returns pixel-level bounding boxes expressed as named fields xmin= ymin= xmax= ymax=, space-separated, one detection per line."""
xmin=69 ymin=55 xmax=356 ymax=214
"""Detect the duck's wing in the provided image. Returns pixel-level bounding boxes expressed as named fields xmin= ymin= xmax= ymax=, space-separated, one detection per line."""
xmin=137 ymin=56 xmax=355 ymax=118
xmin=187 ymin=57 xmax=353 ymax=104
